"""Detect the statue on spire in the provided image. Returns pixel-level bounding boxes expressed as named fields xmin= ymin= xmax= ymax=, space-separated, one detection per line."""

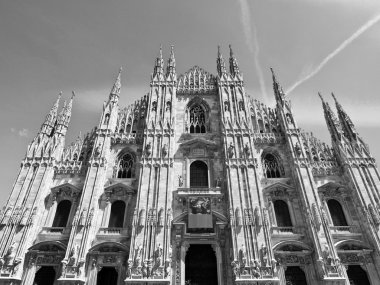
xmin=153 ymin=45 xmax=164 ymax=79
xmin=217 ymin=45 xmax=227 ymax=77
xmin=229 ymin=45 xmax=240 ymax=77
xmin=331 ymin=93 xmax=358 ymax=142
xmin=166 ymin=45 xmax=177 ymax=80
xmin=318 ymin=92 xmax=343 ymax=142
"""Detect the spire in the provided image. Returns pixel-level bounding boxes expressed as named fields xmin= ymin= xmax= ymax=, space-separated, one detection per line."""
xmin=216 ymin=45 xmax=227 ymax=77
xmin=166 ymin=45 xmax=176 ymax=78
xmin=40 ymin=92 xmax=62 ymax=136
xmin=319 ymin=92 xmax=342 ymax=142
xmin=110 ymin=67 xmax=122 ymax=98
xmin=229 ymin=45 xmax=240 ymax=76
xmin=153 ymin=45 xmax=164 ymax=78
xmin=270 ymin=68 xmax=286 ymax=106
xmin=331 ymin=92 xmax=358 ymax=141
xmin=56 ymin=92 xmax=75 ymax=136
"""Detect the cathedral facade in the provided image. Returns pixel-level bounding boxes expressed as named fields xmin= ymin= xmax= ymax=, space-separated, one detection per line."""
xmin=0 ymin=45 xmax=379 ymax=285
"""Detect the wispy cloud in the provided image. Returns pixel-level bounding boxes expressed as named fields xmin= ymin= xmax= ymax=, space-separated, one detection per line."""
xmin=287 ymin=13 xmax=380 ymax=94
xmin=237 ymin=0 xmax=267 ymax=101
xmin=11 ymin=128 xmax=29 ymax=138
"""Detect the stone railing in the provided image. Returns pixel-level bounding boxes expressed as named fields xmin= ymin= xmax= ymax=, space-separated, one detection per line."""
xmin=98 ymin=227 xmax=129 ymax=236
xmin=270 ymin=226 xmax=295 ymax=234
xmin=176 ymin=187 xmax=223 ymax=197
xmin=40 ymin=227 xmax=67 ymax=234
xmin=330 ymin=225 xmax=360 ymax=234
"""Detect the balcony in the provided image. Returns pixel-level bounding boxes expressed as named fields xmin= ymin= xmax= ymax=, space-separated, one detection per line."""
xmin=176 ymin=187 xmax=223 ymax=197
xmin=330 ymin=226 xmax=361 ymax=237
xmin=97 ymin=227 xmax=130 ymax=239
xmin=39 ymin=227 xmax=70 ymax=239
xmin=271 ymin=226 xmax=295 ymax=234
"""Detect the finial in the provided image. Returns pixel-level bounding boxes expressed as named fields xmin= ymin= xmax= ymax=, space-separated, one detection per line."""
xmin=71 ymin=91 xmax=76 ymax=99
xmin=331 ymin=92 xmax=338 ymax=103
xmin=58 ymin=91 xmax=63 ymax=98
xmin=159 ymin=44 xmax=163 ymax=58
xmin=218 ymin=45 xmax=221 ymax=57
xmin=229 ymin=44 xmax=234 ymax=57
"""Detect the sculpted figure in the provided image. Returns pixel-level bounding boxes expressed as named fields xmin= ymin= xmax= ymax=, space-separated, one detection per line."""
xmin=4 ymin=242 xmax=17 ymax=266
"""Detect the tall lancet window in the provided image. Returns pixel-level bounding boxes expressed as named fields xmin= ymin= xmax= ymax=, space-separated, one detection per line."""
xmin=115 ymin=153 xmax=134 ymax=178
xmin=262 ymin=153 xmax=284 ymax=178
xmin=189 ymin=105 xmax=206 ymax=133
xmin=327 ymin=199 xmax=348 ymax=226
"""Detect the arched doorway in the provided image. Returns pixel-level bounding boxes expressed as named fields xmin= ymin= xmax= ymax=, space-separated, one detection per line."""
xmin=33 ymin=266 xmax=56 ymax=285
xmin=284 ymin=266 xmax=307 ymax=285
xmin=347 ymin=265 xmax=370 ymax=285
xmin=97 ymin=267 xmax=118 ymax=285
xmin=185 ymin=244 xmax=217 ymax=285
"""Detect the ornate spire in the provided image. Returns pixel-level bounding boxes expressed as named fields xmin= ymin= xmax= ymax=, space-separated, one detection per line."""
xmin=166 ymin=45 xmax=176 ymax=78
xmin=40 ymin=92 xmax=62 ymax=136
xmin=153 ymin=45 xmax=164 ymax=78
xmin=216 ymin=45 xmax=227 ymax=77
xmin=229 ymin=45 xmax=240 ymax=76
xmin=270 ymin=68 xmax=286 ymax=106
xmin=319 ymin=92 xmax=342 ymax=142
xmin=56 ymin=91 xmax=75 ymax=136
xmin=331 ymin=92 xmax=358 ymax=141
xmin=110 ymin=67 xmax=122 ymax=98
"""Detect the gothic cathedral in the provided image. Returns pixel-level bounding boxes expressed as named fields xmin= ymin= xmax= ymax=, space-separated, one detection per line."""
xmin=0 ymin=45 xmax=379 ymax=285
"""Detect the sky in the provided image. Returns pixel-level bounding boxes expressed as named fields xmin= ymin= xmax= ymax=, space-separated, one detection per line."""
xmin=0 ymin=0 xmax=380 ymax=199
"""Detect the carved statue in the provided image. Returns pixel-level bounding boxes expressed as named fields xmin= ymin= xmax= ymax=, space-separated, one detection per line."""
xmin=4 ymin=242 xmax=17 ymax=266
xmin=260 ymin=244 xmax=268 ymax=266
xmin=231 ymin=260 xmax=240 ymax=277
xmin=145 ymin=142 xmax=152 ymax=157
xmin=79 ymin=208 xmax=87 ymax=226
xmin=178 ymin=175 xmax=184 ymax=187
xmin=228 ymin=143 xmax=234 ymax=158
xmin=238 ymin=245 xmax=246 ymax=266
xmin=294 ymin=142 xmax=302 ymax=157
xmin=244 ymin=143 xmax=250 ymax=157
xmin=135 ymin=245 xmax=142 ymax=267
xmin=162 ymin=144 xmax=168 ymax=157
xmin=68 ymin=244 xmax=79 ymax=265
xmin=215 ymin=176 xmax=222 ymax=187
xmin=154 ymin=243 xmax=163 ymax=267
xmin=94 ymin=145 xmax=101 ymax=158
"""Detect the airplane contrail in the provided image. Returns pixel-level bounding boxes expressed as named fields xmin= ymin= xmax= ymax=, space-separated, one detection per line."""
xmin=287 ymin=13 xmax=380 ymax=94
xmin=238 ymin=0 xmax=267 ymax=100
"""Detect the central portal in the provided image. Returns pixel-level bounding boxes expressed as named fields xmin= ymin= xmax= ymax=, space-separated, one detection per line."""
xmin=185 ymin=244 xmax=218 ymax=285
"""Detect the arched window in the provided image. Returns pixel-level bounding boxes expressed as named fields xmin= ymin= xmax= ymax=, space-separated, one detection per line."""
xmin=285 ymin=266 xmax=307 ymax=285
xmin=189 ymin=105 xmax=206 ymax=133
xmin=327 ymin=199 xmax=348 ymax=226
xmin=262 ymin=153 xmax=284 ymax=178
xmin=108 ymin=200 xmax=126 ymax=228
xmin=190 ymin=161 xmax=208 ymax=187
xmin=52 ymin=200 xmax=72 ymax=227
xmin=115 ymin=153 xmax=134 ymax=178
xmin=273 ymin=200 xmax=292 ymax=227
